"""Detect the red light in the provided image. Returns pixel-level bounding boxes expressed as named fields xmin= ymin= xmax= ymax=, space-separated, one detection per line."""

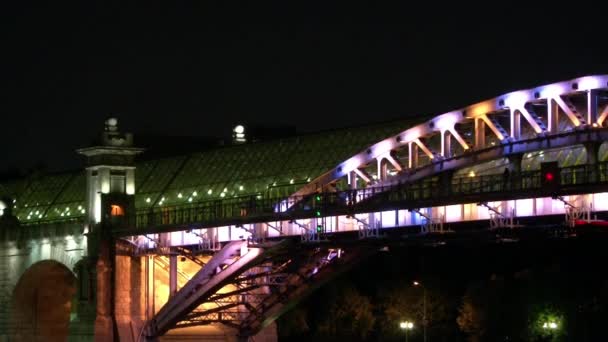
xmin=545 ymin=172 xmax=554 ymax=181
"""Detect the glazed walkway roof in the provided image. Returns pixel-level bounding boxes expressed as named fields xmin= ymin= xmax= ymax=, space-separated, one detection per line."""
xmin=0 ymin=118 xmax=420 ymax=225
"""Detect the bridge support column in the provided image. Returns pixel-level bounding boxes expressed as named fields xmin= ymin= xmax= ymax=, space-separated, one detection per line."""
xmin=442 ymin=130 xmax=452 ymax=158
xmin=510 ymin=109 xmax=521 ymax=140
xmin=348 ymin=171 xmax=358 ymax=189
xmin=547 ymin=98 xmax=559 ymax=133
xmin=169 ymin=254 xmax=177 ymax=297
xmin=377 ymin=158 xmax=388 ymax=181
xmin=408 ymin=142 xmax=418 ymax=169
xmin=94 ymin=239 xmax=116 ymax=342
xmin=588 ymin=89 xmax=599 ymax=125
xmin=254 ymin=223 xmax=266 ymax=242
xmin=475 ymin=117 xmax=485 ymax=149
xmin=146 ymin=255 xmax=155 ymax=320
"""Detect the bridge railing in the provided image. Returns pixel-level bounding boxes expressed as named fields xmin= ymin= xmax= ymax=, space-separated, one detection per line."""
xmin=131 ymin=162 xmax=608 ymax=230
xmin=385 ymin=162 xmax=606 ymax=204
xmin=133 ymin=193 xmax=321 ymax=229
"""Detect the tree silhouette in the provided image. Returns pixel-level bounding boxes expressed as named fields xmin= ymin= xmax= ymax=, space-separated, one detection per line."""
xmin=316 ymin=285 xmax=375 ymax=341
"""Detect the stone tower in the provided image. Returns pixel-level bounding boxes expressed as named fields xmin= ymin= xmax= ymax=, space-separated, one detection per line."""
xmin=77 ymin=117 xmax=144 ymax=229
xmin=75 ymin=118 xmax=144 ymax=341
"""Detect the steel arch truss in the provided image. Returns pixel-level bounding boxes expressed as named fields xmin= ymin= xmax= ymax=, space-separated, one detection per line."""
xmin=293 ymin=75 xmax=608 ymax=197
xmin=145 ymin=238 xmax=373 ymax=339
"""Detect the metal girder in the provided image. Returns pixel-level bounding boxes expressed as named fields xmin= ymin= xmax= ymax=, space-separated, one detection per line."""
xmin=175 ymin=246 xmax=207 ymax=267
xmin=587 ymin=89 xmax=599 ymax=125
xmin=518 ymin=104 xmax=546 ymax=134
xmin=147 ymin=240 xmax=267 ymax=337
xmin=380 ymin=127 xmax=608 ymax=189
xmin=413 ymin=138 xmax=436 ymax=159
xmin=547 ymin=98 xmax=559 ymax=133
xmin=237 ymin=245 xmax=375 ymax=338
xmin=598 ymin=104 xmax=608 ymax=126
xmin=378 ymin=152 xmax=403 ymax=172
xmin=552 ymin=95 xmax=585 ymax=126
xmin=448 ymin=127 xmax=470 ymax=150
xmin=409 ymin=141 xmax=419 ymax=168
xmin=176 ymin=304 xmax=243 ymax=329
xmin=480 ymin=114 xmax=507 ymax=141
xmin=145 ymin=237 xmax=373 ymax=340
xmin=290 ymin=75 xmax=607 ymax=199
xmin=353 ymin=168 xmax=371 ymax=183
xmin=186 ymin=303 xmax=242 ymax=321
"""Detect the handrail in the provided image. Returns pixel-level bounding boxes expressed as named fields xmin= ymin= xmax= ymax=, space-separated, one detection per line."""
xmin=125 ymin=162 xmax=608 ymax=231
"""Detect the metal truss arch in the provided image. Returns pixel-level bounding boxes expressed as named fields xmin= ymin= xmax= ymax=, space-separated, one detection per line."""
xmin=292 ymin=75 xmax=608 ymax=198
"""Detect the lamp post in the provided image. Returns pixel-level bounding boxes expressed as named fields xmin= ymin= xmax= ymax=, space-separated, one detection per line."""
xmin=400 ymin=321 xmax=414 ymax=342
xmin=413 ymin=281 xmax=427 ymax=342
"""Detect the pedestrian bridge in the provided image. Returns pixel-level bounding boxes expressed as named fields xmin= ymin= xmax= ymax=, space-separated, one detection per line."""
xmin=0 ymin=74 xmax=606 ymax=341
xmin=129 ymin=74 xmax=608 ymax=340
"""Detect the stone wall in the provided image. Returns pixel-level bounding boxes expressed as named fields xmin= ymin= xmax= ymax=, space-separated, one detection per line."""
xmin=0 ymin=223 xmax=87 ymax=341
xmin=114 ymin=254 xmax=146 ymax=341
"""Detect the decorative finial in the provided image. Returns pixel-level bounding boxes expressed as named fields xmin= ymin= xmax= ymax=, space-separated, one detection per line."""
xmin=105 ymin=117 xmax=118 ymax=132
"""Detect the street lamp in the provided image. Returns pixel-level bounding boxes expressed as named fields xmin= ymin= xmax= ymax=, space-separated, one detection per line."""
xmin=400 ymin=321 xmax=414 ymax=342
xmin=542 ymin=321 xmax=558 ymax=330
xmin=413 ymin=281 xmax=427 ymax=342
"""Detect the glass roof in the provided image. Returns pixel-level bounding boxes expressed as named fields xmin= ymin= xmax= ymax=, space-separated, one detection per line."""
xmin=136 ymin=120 xmax=415 ymax=209
xmin=0 ymin=118 xmax=417 ymax=224
xmin=9 ymin=172 xmax=84 ymax=223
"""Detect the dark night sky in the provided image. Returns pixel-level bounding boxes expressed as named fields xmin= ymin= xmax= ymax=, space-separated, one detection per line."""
xmin=1 ymin=2 xmax=607 ymax=173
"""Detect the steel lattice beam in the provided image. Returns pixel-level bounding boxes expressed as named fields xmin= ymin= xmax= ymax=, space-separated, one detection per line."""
xmin=292 ymin=75 xmax=608 ymax=198
xmin=147 ymin=240 xmax=267 ymax=336
xmin=144 ymin=237 xmax=375 ymax=340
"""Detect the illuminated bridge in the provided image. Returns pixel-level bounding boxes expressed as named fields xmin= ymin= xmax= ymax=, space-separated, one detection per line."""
xmin=1 ymin=75 xmax=607 ymax=341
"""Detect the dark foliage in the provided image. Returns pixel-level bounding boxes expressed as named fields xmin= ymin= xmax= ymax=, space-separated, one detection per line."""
xmin=278 ymin=234 xmax=608 ymax=341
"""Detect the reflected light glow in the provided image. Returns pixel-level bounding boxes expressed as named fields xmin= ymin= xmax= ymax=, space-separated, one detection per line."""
xmin=432 ymin=112 xmax=461 ymax=131
xmin=503 ymin=90 xmax=532 ymax=108
xmin=577 ymin=76 xmax=603 ymax=90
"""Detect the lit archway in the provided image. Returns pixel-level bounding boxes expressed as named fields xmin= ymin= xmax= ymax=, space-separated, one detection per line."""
xmin=10 ymin=260 xmax=77 ymax=342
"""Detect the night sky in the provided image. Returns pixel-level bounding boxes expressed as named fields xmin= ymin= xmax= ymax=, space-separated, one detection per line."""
xmin=1 ymin=3 xmax=607 ymax=172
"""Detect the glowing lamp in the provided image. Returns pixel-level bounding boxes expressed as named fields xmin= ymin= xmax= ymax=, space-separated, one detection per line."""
xmin=400 ymin=321 xmax=414 ymax=329
xmin=233 ymin=125 xmax=245 ymax=134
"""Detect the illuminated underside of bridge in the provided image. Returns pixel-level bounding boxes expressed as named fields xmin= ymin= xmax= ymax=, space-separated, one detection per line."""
xmin=0 ymin=75 xmax=607 ymax=342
